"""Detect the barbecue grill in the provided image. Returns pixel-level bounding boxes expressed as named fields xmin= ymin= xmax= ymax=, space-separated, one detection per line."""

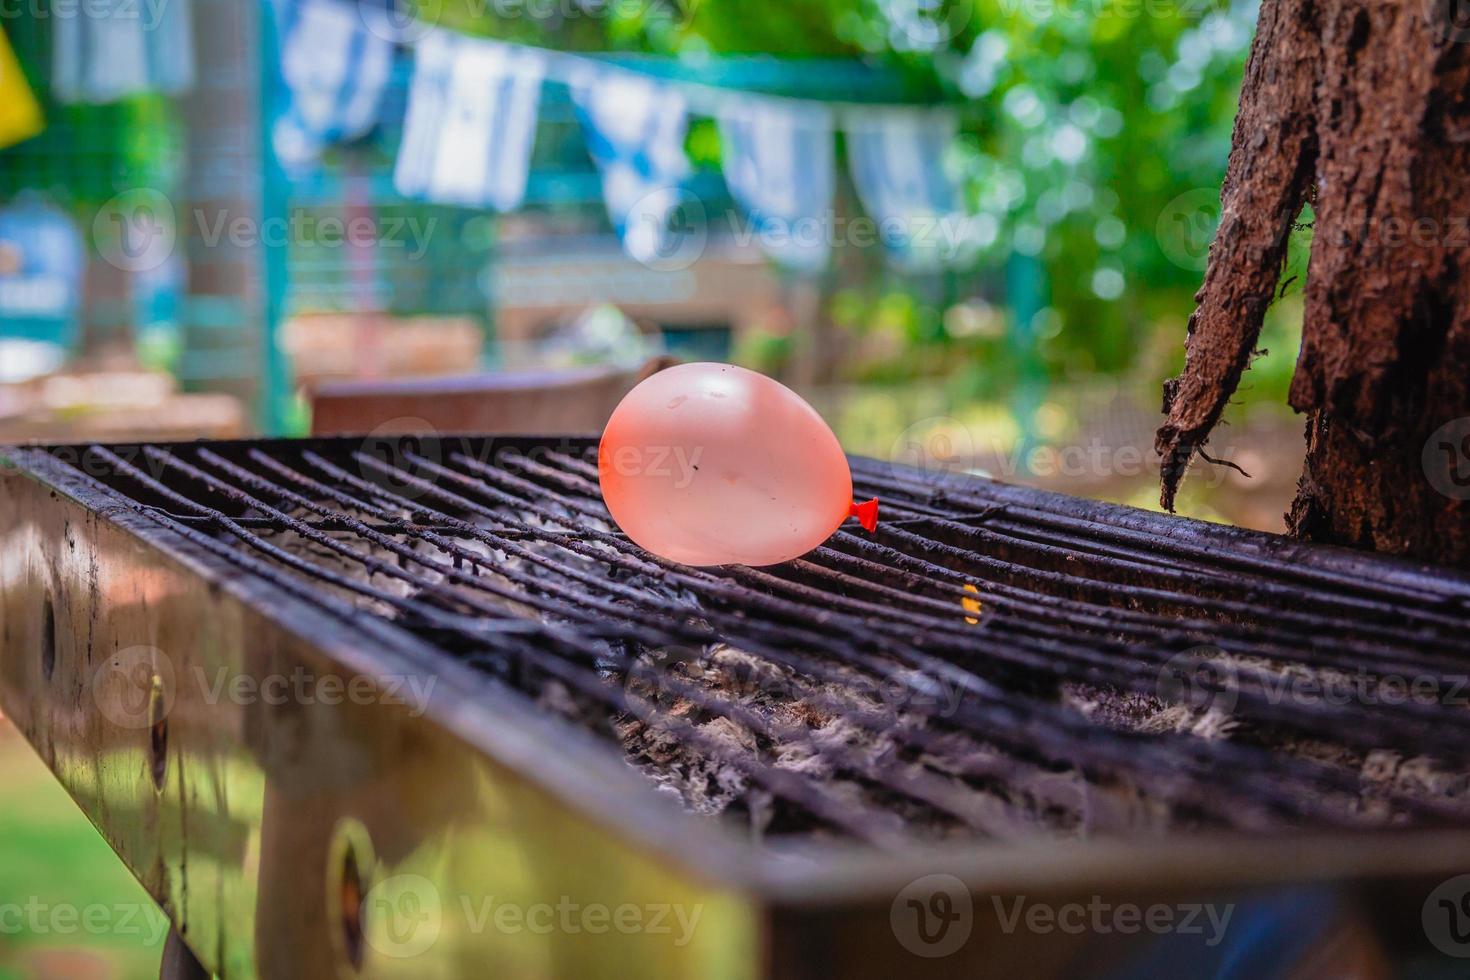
xmin=4 ymin=434 xmax=1470 ymax=978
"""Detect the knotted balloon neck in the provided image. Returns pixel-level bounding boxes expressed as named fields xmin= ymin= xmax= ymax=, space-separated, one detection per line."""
xmin=848 ymin=498 xmax=879 ymax=533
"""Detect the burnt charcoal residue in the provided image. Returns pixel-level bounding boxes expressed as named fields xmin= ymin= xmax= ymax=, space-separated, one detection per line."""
xmin=70 ymin=438 xmax=1470 ymax=849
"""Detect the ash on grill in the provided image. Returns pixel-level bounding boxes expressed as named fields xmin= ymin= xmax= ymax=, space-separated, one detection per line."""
xmin=68 ymin=439 xmax=1470 ymax=848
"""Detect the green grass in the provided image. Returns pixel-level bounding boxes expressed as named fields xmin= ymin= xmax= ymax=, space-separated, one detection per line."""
xmin=0 ymin=721 xmax=164 ymax=980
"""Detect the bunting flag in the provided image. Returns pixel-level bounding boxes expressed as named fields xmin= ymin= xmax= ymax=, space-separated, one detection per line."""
xmin=570 ymin=70 xmax=691 ymax=266
xmin=0 ymin=26 xmax=43 ymax=149
xmin=844 ymin=108 xmax=965 ymax=270
xmin=717 ymin=99 xmax=834 ymax=273
xmin=51 ymin=0 xmax=193 ymax=104
xmin=272 ymin=0 xmax=393 ymax=170
xmin=393 ymin=34 xmax=543 ymax=211
xmin=260 ymin=16 xmax=969 ymax=270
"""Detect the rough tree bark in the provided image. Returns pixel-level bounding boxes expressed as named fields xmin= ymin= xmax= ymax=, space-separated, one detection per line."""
xmin=1155 ymin=0 xmax=1470 ymax=567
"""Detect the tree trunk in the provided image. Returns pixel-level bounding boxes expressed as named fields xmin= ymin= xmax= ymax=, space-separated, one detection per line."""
xmin=1155 ymin=0 xmax=1470 ymax=567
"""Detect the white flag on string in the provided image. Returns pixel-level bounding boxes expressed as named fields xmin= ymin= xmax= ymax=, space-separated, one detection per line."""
xmin=394 ymin=34 xmax=544 ymax=211
xmin=844 ymin=107 xmax=967 ymax=270
xmin=717 ymin=98 xmax=834 ymax=273
xmin=52 ymin=0 xmax=194 ymax=104
xmin=570 ymin=69 xmax=692 ymax=267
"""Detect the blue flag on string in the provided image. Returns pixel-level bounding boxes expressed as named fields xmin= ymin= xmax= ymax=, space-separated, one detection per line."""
xmin=718 ymin=98 xmax=835 ymax=273
xmin=570 ymin=70 xmax=691 ymax=266
xmin=271 ymin=0 xmax=394 ymax=170
xmin=393 ymin=33 xmax=543 ymax=211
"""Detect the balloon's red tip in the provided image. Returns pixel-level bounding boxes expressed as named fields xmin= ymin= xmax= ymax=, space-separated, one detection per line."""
xmin=849 ymin=498 xmax=879 ymax=533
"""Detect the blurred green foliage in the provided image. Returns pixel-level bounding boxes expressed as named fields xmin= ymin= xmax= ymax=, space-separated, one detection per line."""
xmin=433 ymin=0 xmax=1267 ymax=395
xmin=0 ymin=728 xmax=164 ymax=980
xmin=0 ymin=14 xmax=183 ymax=211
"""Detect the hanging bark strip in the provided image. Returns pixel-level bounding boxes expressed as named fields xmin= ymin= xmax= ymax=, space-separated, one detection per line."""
xmin=1156 ymin=0 xmax=1470 ymax=567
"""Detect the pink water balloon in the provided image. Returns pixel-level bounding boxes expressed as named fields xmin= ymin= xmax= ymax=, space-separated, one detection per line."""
xmin=598 ymin=363 xmax=878 ymax=566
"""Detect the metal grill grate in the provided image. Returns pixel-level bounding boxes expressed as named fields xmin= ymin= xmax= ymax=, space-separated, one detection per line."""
xmin=45 ymin=437 xmax=1470 ymax=847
